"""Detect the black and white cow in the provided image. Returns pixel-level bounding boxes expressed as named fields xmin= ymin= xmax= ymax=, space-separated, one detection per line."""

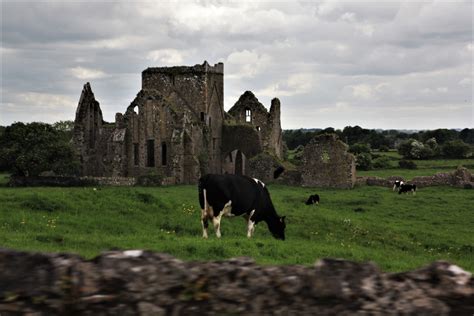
xmin=198 ymin=174 xmax=286 ymax=240
xmin=393 ymin=180 xmax=404 ymax=191
xmin=305 ymin=194 xmax=320 ymax=205
xmin=398 ymin=183 xmax=417 ymax=195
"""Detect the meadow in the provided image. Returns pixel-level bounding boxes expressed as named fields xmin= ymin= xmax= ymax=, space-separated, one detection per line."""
xmin=356 ymin=150 xmax=473 ymax=179
xmin=0 ymin=177 xmax=473 ymax=272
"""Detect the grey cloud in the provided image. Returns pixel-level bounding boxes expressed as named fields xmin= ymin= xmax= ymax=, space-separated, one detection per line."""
xmin=1 ymin=1 xmax=472 ymax=129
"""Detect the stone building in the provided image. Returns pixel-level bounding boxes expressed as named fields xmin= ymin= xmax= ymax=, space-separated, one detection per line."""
xmin=73 ymin=61 xmax=283 ymax=184
xmin=299 ymin=134 xmax=356 ymax=188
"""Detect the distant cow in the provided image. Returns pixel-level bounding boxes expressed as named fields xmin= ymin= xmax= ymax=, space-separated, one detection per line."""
xmin=305 ymin=194 xmax=320 ymax=205
xmin=398 ymin=183 xmax=417 ymax=195
xmin=198 ymin=174 xmax=286 ymax=240
xmin=393 ymin=180 xmax=404 ymax=191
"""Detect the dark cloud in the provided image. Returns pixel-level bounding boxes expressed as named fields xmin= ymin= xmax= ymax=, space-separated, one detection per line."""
xmin=1 ymin=1 xmax=472 ymax=129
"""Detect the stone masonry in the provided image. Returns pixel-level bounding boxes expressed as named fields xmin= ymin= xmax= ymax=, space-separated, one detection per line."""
xmin=299 ymin=134 xmax=356 ymax=188
xmin=73 ymin=61 xmax=283 ymax=184
xmin=0 ymin=249 xmax=472 ymax=315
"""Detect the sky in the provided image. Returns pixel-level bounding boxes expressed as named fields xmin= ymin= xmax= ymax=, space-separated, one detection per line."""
xmin=1 ymin=0 xmax=473 ymax=130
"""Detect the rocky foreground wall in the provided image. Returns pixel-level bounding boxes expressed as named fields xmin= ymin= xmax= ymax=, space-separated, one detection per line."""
xmin=0 ymin=249 xmax=473 ymax=315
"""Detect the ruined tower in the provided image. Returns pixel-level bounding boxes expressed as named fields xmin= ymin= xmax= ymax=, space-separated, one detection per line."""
xmin=73 ymin=61 xmax=283 ymax=185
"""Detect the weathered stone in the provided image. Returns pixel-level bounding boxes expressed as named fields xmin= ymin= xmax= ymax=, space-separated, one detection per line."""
xmin=299 ymin=134 xmax=356 ymax=188
xmin=73 ymin=62 xmax=284 ymax=185
xmin=1 ymin=249 xmax=472 ymax=315
xmin=360 ymin=167 xmax=473 ymax=188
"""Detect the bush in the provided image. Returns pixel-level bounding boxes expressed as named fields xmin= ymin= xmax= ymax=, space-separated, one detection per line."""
xmin=378 ymin=145 xmax=390 ymax=152
xmin=0 ymin=122 xmax=78 ymax=176
xmin=397 ymin=138 xmax=435 ymax=159
xmin=372 ymin=156 xmax=392 ymax=169
xmin=441 ymin=140 xmax=472 ymax=158
xmin=399 ymin=160 xmax=417 ymax=169
xmin=355 ymin=153 xmax=373 ymax=170
xmin=350 ymin=143 xmax=371 ymax=155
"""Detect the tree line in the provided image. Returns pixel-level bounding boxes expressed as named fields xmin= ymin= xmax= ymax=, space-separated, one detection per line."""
xmin=284 ymin=126 xmax=474 ymax=151
xmin=283 ymin=126 xmax=474 ymax=170
xmin=0 ymin=121 xmax=78 ymax=176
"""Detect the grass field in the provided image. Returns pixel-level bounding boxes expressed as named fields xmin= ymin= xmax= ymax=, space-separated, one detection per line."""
xmin=0 ymin=182 xmax=472 ymax=272
xmin=358 ymin=151 xmax=473 ymax=179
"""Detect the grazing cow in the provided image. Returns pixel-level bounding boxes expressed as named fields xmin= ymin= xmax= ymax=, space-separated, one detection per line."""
xmin=198 ymin=174 xmax=286 ymax=240
xmin=398 ymin=183 xmax=417 ymax=195
xmin=393 ymin=180 xmax=404 ymax=191
xmin=305 ymin=194 xmax=320 ymax=205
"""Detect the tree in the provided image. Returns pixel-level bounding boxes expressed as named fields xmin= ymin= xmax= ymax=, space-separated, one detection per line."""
xmin=441 ymin=140 xmax=472 ymax=159
xmin=0 ymin=122 xmax=79 ymax=176
xmin=355 ymin=153 xmax=372 ymax=170
xmin=349 ymin=142 xmax=371 ymax=155
xmin=420 ymin=129 xmax=458 ymax=144
xmin=459 ymin=128 xmax=474 ymax=145
xmin=397 ymin=139 xmax=435 ymax=159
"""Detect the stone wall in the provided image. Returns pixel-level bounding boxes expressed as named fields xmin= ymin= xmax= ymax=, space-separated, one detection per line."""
xmin=0 ymin=249 xmax=472 ymax=315
xmin=362 ymin=167 xmax=474 ymax=188
xmin=8 ymin=176 xmax=137 ymax=187
xmin=246 ymin=152 xmax=282 ymax=184
xmin=300 ymin=134 xmax=356 ymax=189
xmin=227 ymin=91 xmax=283 ymax=159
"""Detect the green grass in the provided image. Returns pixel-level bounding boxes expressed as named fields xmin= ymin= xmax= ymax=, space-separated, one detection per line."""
xmin=0 ymin=184 xmax=473 ymax=272
xmin=358 ymin=151 xmax=474 ymax=179
xmin=0 ymin=173 xmax=10 ymax=186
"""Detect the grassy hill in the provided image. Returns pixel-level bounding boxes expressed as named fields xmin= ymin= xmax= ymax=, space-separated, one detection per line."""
xmin=0 ymin=182 xmax=472 ymax=272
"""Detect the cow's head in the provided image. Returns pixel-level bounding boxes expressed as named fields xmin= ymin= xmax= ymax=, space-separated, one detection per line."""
xmin=270 ymin=216 xmax=286 ymax=240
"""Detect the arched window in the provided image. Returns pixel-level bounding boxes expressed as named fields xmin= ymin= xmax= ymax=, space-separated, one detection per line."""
xmin=147 ymin=140 xmax=155 ymax=167
xmin=245 ymin=109 xmax=251 ymax=122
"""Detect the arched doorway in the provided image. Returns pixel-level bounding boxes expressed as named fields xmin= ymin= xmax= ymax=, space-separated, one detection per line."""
xmin=235 ymin=150 xmax=243 ymax=175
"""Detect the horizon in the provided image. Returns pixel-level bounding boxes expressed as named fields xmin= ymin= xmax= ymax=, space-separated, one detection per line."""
xmin=1 ymin=1 xmax=472 ymax=130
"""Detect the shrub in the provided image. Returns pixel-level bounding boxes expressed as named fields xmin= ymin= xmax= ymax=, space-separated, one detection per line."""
xmin=378 ymin=145 xmax=390 ymax=152
xmin=397 ymin=138 xmax=435 ymax=159
xmin=350 ymin=143 xmax=371 ymax=155
xmin=399 ymin=159 xmax=417 ymax=169
xmin=355 ymin=153 xmax=373 ymax=170
xmin=373 ymin=156 xmax=392 ymax=169
xmin=441 ymin=140 xmax=472 ymax=158
xmin=0 ymin=122 xmax=78 ymax=176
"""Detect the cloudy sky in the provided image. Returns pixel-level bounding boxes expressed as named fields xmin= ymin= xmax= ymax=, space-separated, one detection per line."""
xmin=1 ymin=0 xmax=472 ymax=129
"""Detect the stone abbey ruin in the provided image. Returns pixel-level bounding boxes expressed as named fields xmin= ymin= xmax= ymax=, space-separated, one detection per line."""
xmin=73 ymin=61 xmax=356 ymax=187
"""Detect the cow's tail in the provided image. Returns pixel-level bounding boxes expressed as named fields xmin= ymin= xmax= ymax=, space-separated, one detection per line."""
xmin=413 ymin=184 xmax=417 ymax=195
xmin=198 ymin=177 xmax=205 ymax=210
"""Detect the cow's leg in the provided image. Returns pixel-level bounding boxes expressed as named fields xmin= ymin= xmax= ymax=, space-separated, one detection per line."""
xmin=201 ymin=209 xmax=209 ymax=239
xmin=213 ymin=215 xmax=222 ymax=238
xmin=247 ymin=210 xmax=256 ymax=238
xmin=213 ymin=201 xmax=232 ymax=238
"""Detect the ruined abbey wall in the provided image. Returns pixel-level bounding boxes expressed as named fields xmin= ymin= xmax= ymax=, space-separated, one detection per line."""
xmin=300 ymin=134 xmax=356 ymax=188
xmin=73 ymin=61 xmax=283 ymax=184
xmin=227 ymin=91 xmax=283 ymax=160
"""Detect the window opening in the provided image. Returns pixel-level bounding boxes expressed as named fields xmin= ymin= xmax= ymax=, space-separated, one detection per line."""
xmin=245 ymin=109 xmax=251 ymax=122
xmin=133 ymin=143 xmax=139 ymax=166
xmin=161 ymin=142 xmax=167 ymax=166
xmin=147 ymin=139 xmax=155 ymax=167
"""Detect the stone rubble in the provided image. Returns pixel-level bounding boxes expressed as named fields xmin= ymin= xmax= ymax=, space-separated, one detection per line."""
xmin=0 ymin=249 xmax=472 ymax=315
